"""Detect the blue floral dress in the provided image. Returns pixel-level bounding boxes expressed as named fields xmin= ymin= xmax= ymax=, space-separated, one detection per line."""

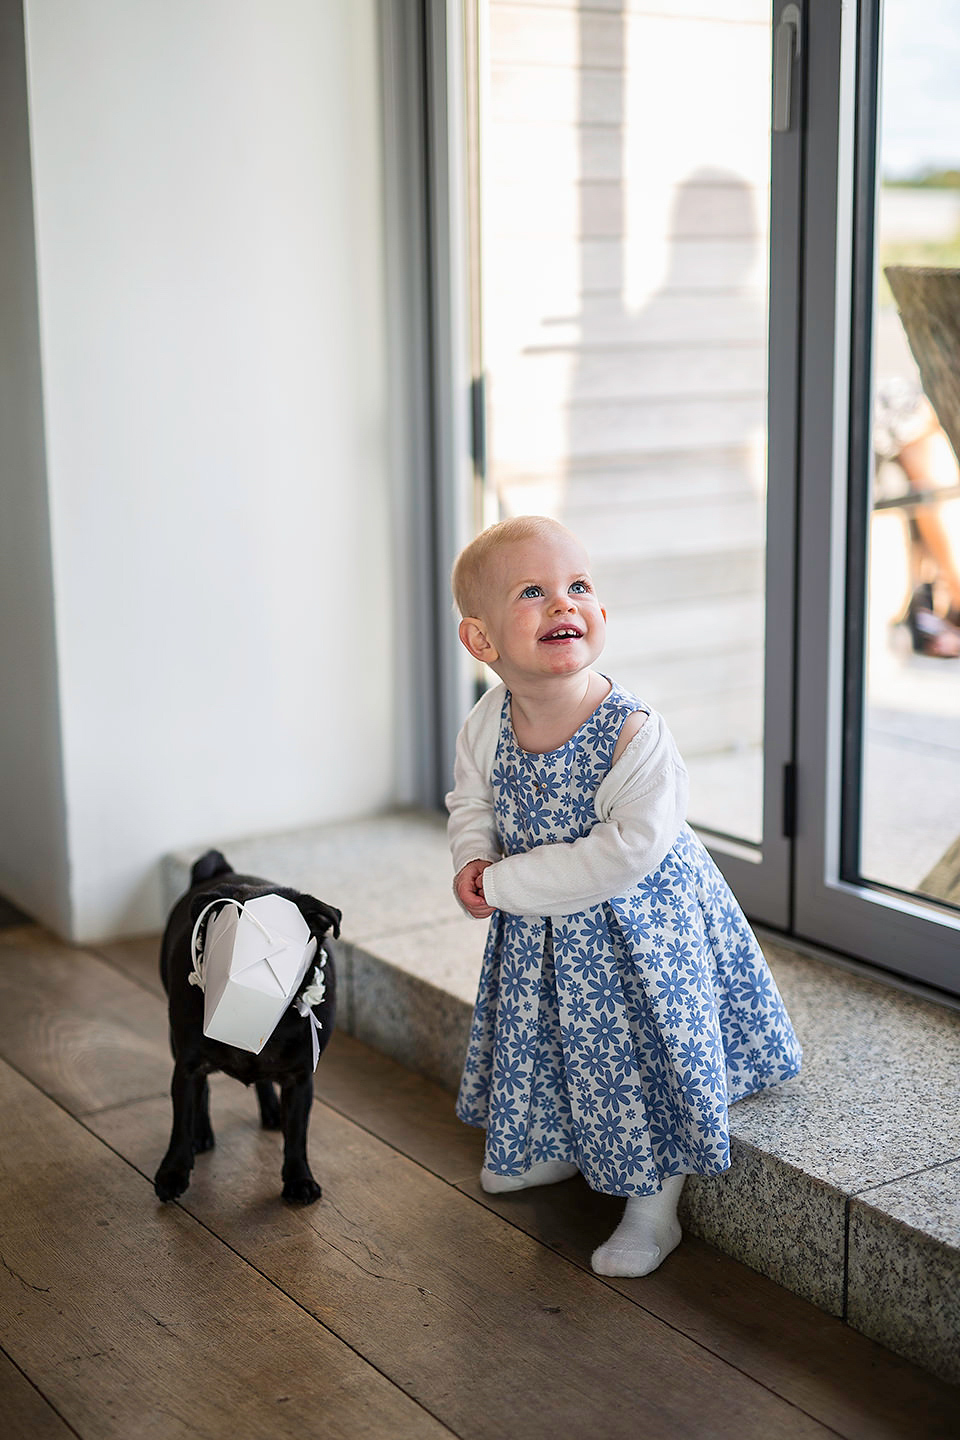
xmin=456 ymin=682 xmax=802 ymax=1196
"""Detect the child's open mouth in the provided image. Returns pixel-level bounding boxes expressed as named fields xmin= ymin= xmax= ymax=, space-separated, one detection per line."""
xmin=540 ymin=626 xmax=583 ymax=643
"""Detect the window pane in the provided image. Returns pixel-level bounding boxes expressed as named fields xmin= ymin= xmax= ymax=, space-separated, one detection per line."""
xmin=475 ymin=1 xmax=772 ymax=845
xmin=860 ymin=0 xmax=960 ymax=908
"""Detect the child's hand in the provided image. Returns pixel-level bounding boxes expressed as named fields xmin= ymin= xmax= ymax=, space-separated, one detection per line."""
xmin=455 ymin=859 xmax=494 ymax=919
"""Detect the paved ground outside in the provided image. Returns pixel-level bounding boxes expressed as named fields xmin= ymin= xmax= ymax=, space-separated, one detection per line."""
xmin=685 ymin=501 xmax=960 ymax=900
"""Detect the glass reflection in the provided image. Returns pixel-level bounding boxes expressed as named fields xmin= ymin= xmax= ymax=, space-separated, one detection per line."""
xmin=861 ymin=0 xmax=960 ymax=906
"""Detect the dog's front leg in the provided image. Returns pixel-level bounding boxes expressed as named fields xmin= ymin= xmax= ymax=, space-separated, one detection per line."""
xmin=155 ymin=1060 xmax=206 ymax=1201
xmin=279 ymin=1073 xmax=321 ymax=1204
xmin=194 ymin=1077 xmax=215 ymax=1153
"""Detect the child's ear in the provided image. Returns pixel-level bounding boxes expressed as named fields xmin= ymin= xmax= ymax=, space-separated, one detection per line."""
xmin=459 ymin=616 xmax=499 ymax=664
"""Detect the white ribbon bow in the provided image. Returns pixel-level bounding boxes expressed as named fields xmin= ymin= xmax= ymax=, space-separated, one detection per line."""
xmin=294 ymin=951 xmax=329 ymax=1071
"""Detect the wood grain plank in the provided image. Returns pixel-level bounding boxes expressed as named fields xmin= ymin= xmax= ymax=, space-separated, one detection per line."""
xmin=89 ymin=1086 xmax=832 ymax=1440
xmin=90 ymin=933 xmax=165 ymax=1000
xmin=0 ymin=929 xmax=170 ymax=1114
xmin=458 ymin=1174 xmax=960 ymax=1440
xmin=0 ymin=1349 xmax=76 ymax=1439
xmin=318 ymin=1032 xmax=484 ymax=1183
xmin=314 ymin=1034 xmax=960 ymax=1440
xmin=7 ymin=935 xmax=957 ymax=1437
xmin=0 ymin=1058 xmax=451 ymax=1440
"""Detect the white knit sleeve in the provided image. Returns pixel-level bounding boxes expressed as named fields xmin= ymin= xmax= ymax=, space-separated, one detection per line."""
xmin=445 ymin=686 xmax=505 ymax=877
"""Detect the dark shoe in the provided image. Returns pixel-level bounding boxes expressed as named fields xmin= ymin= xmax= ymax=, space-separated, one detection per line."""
xmin=908 ymin=584 xmax=960 ymax=657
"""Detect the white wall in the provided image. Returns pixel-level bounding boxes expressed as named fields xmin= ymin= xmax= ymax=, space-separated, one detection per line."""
xmin=0 ymin=0 xmax=71 ymax=933
xmin=17 ymin=0 xmax=392 ymax=940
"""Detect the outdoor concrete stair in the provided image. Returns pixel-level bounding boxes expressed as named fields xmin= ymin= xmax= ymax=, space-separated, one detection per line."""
xmin=164 ymin=810 xmax=960 ymax=1386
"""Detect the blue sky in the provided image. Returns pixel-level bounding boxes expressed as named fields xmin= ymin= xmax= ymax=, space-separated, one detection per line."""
xmin=881 ymin=0 xmax=960 ymax=177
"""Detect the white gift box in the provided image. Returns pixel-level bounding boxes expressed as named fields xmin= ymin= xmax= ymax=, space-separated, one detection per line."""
xmin=193 ymin=893 xmax=318 ymax=1053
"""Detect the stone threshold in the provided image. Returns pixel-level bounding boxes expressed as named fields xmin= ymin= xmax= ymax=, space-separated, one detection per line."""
xmin=163 ymin=809 xmax=960 ymax=1386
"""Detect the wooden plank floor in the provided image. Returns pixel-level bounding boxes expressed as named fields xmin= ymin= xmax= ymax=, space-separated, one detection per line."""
xmin=0 ymin=926 xmax=957 ymax=1440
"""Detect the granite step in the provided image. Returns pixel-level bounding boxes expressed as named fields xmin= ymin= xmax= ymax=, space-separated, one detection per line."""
xmin=164 ymin=810 xmax=960 ymax=1386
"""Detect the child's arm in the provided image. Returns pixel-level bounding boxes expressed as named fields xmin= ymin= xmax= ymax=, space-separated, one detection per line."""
xmin=446 ymin=725 xmax=500 ymax=876
xmin=482 ymin=711 xmax=688 ymax=917
xmin=446 ymin=685 xmax=503 ymax=915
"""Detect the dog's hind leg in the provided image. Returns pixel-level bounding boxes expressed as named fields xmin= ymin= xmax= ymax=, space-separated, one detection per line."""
xmin=279 ymin=1074 xmax=322 ymax=1204
xmin=255 ymin=1080 xmax=282 ymax=1131
xmin=154 ymin=1060 xmax=207 ymax=1202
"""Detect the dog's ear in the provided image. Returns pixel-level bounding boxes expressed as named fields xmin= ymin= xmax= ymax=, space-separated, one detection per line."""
xmin=296 ymin=895 xmax=342 ymax=940
xmin=190 ymin=850 xmax=233 ymax=888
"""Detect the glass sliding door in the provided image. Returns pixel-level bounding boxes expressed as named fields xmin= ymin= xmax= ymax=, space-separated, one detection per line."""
xmin=795 ymin=0 xmax=960 ymax=993
xmin=857 ymin=1 xmax=960 ymax=909
xmin=425 ymin=0 xmax=960 ymax=994
xmin=463 ymin=0 xmax=804 ymax=924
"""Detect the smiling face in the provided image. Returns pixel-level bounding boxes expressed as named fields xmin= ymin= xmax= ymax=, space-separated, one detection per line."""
xmin=458 ymin=529 xmax=607 ymax=688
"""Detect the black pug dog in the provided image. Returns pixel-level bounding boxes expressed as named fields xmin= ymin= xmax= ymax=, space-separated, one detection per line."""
xmin=155 ymin=850 xmax=340 ymax=1205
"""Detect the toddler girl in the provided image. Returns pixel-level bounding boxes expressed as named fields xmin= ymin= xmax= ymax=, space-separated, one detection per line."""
xmin=446 ymin=515 xmax=801 ymax=1277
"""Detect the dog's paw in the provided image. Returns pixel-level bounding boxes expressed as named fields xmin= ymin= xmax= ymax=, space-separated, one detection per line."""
xmin=154 ymin=1166 xmax=191 ymax=1203
xmin=282 ymin=1176 xmax=322 ymax=1205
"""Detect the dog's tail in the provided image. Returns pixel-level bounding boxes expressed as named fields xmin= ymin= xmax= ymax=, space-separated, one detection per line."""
xmin=190 ymin=850 xmax=233 ymax=887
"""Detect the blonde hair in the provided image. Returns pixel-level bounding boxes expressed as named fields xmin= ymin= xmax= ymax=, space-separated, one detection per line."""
xmin=451 ymin=515 xmax=582 ymax=618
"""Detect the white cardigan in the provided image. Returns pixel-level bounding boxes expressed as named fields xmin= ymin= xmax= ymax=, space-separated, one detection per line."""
xmin=446 ymin=682 xmax=689 ymax=918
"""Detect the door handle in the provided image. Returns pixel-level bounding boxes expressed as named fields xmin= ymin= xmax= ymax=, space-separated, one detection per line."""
xmin=773 ymin=4 xmax=801 ymax=133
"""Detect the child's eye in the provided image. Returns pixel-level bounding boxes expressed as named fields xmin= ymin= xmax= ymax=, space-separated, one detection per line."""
xmin=519 ymin=585 xmax=543 ymax=599
xmin=569 ymin=580 xmax=590 ymax=594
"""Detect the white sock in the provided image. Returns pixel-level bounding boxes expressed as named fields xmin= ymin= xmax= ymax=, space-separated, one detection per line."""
xmin=590 ymin=1175 xmax=685 ymax=1277
xmin=480 ymin=1160 xmax=579 ymax=1194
